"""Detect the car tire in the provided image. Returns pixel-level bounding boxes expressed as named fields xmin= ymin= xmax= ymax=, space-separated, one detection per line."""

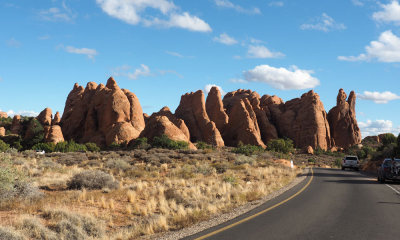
xmin=379 ymin=176 xmax=385 ymax=183
xmin=355 ymin=168 xmax=359 ymax=171
xmin=341 ymin=167 xmax=345 ymax=170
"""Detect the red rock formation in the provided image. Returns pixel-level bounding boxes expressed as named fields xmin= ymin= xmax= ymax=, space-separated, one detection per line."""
xmin=37 ymin=108 xmax=52 ymax=126
xmin=46 ymin=125 xmax=64 ymax=144
xmin=139 ymin=115 xmax=196 ymax=150
xmin=10 ymin=115 xmax=22 ymax=135
xmin=151 ymin=107 xmax=190 ymax=140
xmin=328 ymin=89 xmax=361 ymax=148
xmin=61 ymin=77 xmax=146 ymax=146
xmin=0 ymin=127 xmax=5 ymax=136
xmin=206 ymin=87 xmax=229 ymax=133
xmin=53 ymin=112 xmax=61 ymax=125
xmin=175 ymin=90 xmax=224 ymax=147
xmin=0 ymin=112 xmax=7 ymax=118
xmin=263 ymin=90 xmax=332 ymax=150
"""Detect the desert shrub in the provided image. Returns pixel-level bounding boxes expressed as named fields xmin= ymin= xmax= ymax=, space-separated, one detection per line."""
xmin=0 ymin=139 xmax=10 ymax=152
xmin=84 ymin=142 xmax=100 ymax=152
xmin=267 ymin=138 xmax=294 ymax=154
xmin=23 ymin=119 xmax=44 ymax=149
xmin=129 ymin=137 xmax=151 ymax=150
xmin=67 ymin=170 xmax=119 ymax=190
xmin=223 ymin=175 xmax=237 ymax=185
xmin=334 ymin=158 xmax=342 ymax=168
xmin=196 ymin=141 xmax=214 ymax=150
xmin=32 ymin=142 xmax=56 ymax=153
xmin=152 ymin=135 xmax=189 ymax=150
xmin=105 ymin=159 xmax=131 ymax=171
xmin=0 ymin=226 xmax=25 ymax=240
xmin=381 ymin=133 xmax=396 ymax=146
xmin=232 ymin=143 xmax=264 ymax=156
xmin=314 ymin=147 xmax=325 ymax=156
xmin=18 ymin=217 xmax=58 ymax=240
xmin=57 ymin=152 xmax=88 ymax=166
xmin=212 ymin=162 xmax=229 ymax=174
xmin=175 ymin=165 xmax=195 ymax=179
xmin=234 ymin=155 xmax=255 ymax=165
xmin=107 ymin=142 xmax=123 ymax=151
xmin=55 ymin=140 xmax=87 ymax=153
xmin=195 ymin=164 xmax=215 ymax=176
xmin=308 ymin=158 xmax=315 ymax=164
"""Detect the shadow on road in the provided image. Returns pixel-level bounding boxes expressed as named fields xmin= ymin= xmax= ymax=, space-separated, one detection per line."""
xmin=378 ymin=201 xmax=400 ymax=205
xmin=324 ymin=179 xmax=378 ymax=184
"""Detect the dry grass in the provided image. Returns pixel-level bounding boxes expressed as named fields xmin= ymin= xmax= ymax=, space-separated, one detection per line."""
xmin=0 ymin=149 xmax=301 ymax=239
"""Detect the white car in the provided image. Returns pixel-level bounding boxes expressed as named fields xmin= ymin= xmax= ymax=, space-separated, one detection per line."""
xmin=341 ymin=156 xmax=359 ymax=171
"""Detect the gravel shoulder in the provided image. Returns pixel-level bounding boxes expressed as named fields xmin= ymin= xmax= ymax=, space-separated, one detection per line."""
xmin=145 ymin=167 xmax=310 ymax=240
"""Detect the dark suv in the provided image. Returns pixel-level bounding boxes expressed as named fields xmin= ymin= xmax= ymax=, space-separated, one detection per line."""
xmin=377 ymin=158 xmax=400 ymax=183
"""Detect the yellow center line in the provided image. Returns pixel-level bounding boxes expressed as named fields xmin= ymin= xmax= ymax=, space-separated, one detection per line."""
xmin=194 ymin=167 xmax=314 ymax=240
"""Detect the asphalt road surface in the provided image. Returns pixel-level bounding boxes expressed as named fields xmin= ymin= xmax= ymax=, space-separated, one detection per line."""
xmin=186 ymin=168 xmax=400 ymax=240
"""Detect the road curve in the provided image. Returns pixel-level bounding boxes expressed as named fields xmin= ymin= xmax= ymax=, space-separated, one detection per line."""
xmin=185 ymin=168 xmax=400 ymax=240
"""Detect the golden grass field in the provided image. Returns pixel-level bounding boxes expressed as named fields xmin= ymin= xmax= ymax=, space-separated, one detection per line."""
xmin=0 ymin=148 xmax=301 ymax=239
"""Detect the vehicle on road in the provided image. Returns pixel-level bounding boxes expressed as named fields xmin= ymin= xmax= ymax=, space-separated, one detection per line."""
xmin=377 ymin=158 xmax=400 ymax=183
xmin=341 ymin=156 xmax=359 ymax=171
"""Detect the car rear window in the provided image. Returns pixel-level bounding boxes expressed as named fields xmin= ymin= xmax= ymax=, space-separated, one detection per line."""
xmin=345 ymin=157 xmax=358 ymax=160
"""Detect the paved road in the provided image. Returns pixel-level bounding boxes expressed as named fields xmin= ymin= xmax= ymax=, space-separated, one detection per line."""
xmin=186 ymin=168 xmax=400 ymax=240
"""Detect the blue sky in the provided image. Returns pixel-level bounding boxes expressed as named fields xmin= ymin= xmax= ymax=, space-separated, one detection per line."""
xmin=1 ymin=0 xmax=400 ymax=137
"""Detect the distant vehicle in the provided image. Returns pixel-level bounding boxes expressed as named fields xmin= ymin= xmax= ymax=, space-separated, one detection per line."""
xmin=35 ymin=150 xmax=45 ymax=155
xmin=377 ymin=158 xmax=400 ymax=183
xmin=341 ymin=156 xmax=359 ymax=171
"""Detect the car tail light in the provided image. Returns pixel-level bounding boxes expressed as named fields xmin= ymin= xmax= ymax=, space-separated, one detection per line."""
xmin=343 ymin=160 xmax=346 ymax=164
xmin=384 ymin=167 xmax=390 ymax=172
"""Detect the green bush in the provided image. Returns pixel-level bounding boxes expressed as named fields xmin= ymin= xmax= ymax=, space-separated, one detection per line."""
xmin=0 ymin=226 xmax=25 ymax=240
xmin=55 ymin=140 xmax=87 ymax=153
xmin=381 ymin=133 xmax=396 ymax=146
xmin=196 ymin=141 xmax=214 ymax=150
xmin=67 ymin=170 xmax=119 ymax=190
xmin=23 ymin=119 xmax=44 ymax=148
xmin=32 ymin=142 xmax=56 ymax=153
xmin=232 ymin=143 xmax=264 ymax=156
xmin=152 ymin=135 xmax=189 ymax=150
xmin=267 ymin=138 xmax=294 ymax=154
xmin=0 ymin=139 xmax=10 ymax=152
xmin=85 ymin=142 xmax=100 ymax=152
xmin=129 ymin=137 xmax=151 ymax=150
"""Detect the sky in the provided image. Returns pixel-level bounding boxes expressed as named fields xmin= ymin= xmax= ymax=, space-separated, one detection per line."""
xmin=1 ymin=0 xmax=400 ymax=138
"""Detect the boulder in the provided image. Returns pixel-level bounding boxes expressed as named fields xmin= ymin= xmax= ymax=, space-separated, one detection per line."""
xmin=0 ymin=127 xmax=5 ymax=136
xmin=53 ymin=112 xmax=61 ymax=125
xmin=175 ymin=90 xmax=224 ymax=147
xmin=61 ymin=77 xmax=145 ymax=146
xmin=305 ymin=146 xmax=314 ymax=155
xmin=206 ymin=87 xmax=229 ymax=133
xmin=10 ymin=115 xmax=22 ymax=135
xmin=139 ymin=115 xmax=196 ymax=150
xmin=151 ymin=107 xmax=190 ymax=140
xmin=0 ymin=112 xmax=7 ymax=118
xmin=327 ymin=89 xmax=361 ymax=149
xmin=263 ymin=90 xmax=332 ymax=150
xmin=37 ymin=108 xmax=52 ymax=126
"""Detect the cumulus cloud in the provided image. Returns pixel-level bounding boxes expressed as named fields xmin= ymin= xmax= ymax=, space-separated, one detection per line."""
xmin=358 ymin=91 xmax=400 ymax=104
xmin=373 ymin=0 xmax=400 ymax=25
xmin=113 ymin=64 xmax=182 ymax=79
xmin=96 ymin=0 xmax=211 ymax=32
xmin=214 ymin=0 xmax=260 ymax=14
xmin=127 ymin=64 xmax=152 ymax=79
xmin=247 ymin=45 xmax=284 ymax=58
xmin=352 ymin=0 xmax=364 ymax=6
xmin=64 ymin=46 xmax=98 ymax=59
xmin=204 ymin=84 xmax=225 ymax=95
xmin=269 ymin=1 xmax=284 ymax=7
xmin=338 ymin=30 xmax=400 ymax=62
xmin=300 ymin=13 xmax=346 ymax=32
xmin=359 ymin=120 xmax=400 ymax=137
xmin=0 ymin=109 xmax=39 ymax=117
xmin=38 ymin=1 xmax=76 ymax=22
xmin=242 ymin=65 xmax=319 ymax=90
xmin=213 ymin=33 xmax=238 ymax=45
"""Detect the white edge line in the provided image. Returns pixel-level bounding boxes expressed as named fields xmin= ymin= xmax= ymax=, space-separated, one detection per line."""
xmin=385 ymin=184 xmax=400 ymax=195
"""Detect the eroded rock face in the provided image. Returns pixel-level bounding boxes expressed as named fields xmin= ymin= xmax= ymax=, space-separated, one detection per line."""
xmin=206 ymin=87 xmax=229 ymax=134
xmin=61 ymin=77 xmax=145 ymax=146
xmin=328 ymin=89 xmax=361 ymax=148
xmin=175 ymin=90 xmax=224 ymax=147
xmin=37 ymin=108 xmax=52 ymax=126
xmin=11 ymin=115 xmax=22 ymax=135
xmin=53 ymin=112 xmax=61 ymax=125
xmin=0 ymin=112 xmax=7 ymax=118
xmin=0 ymin=127 xmax=5 ymax=136
xmin=139 ymin=115 xmax=196 ymax=150
xmin=263 ymin=90 xmax=332 ymax=150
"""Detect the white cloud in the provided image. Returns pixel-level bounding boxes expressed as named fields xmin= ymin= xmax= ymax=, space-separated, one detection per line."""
xmin=359 ymin=120 xmax=400 ymax=137
xmin=0 ymin=109 xmax=39 ymax=117
xmin=373 ymin=0 xmax=400 ymax=25
xmin=38 ymin=35 xmax=51 ymax=40
xmin=96 ymin=0 xmax=211 ymax=32
xmin=213 ymin=33 xmax=238 ymax=45
xmin=300 ymin=13 xmax=346 ymax=32
xmin=127 ymin=64 xmax=151 ymax=80
xmin=6 ymin=38 xmax=21 ymax=48
xmin=230 ymin=78 xmax=248 ymax=83
xmin=242 ymin=65 xmax=320 ymax=90
xmin=38 ymin=1 xmax=76 ymax=22
xmin=214 ymin=0 xmax=260 ymax=14
xmin=352 ymin=0 xmax=364 ymax=6
xmin=338 ymin=30 xmax=400 ymax=62
xmin=358 ymin=91 xmax=400 ymax=104
xmin=113 ymin=64 xmax=182 ymax=79
xmin=247 ymin=45 xmax=285 ymax=58
xmin=166 ymin=51 xmax=184 ymax=58
xmin=65 ymin=46 xmax=98 ymax=59
xmin=269 ymin=1 xmax=284 ymax=7
xmin=204 ymin=84 xmax=225 ymax=95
